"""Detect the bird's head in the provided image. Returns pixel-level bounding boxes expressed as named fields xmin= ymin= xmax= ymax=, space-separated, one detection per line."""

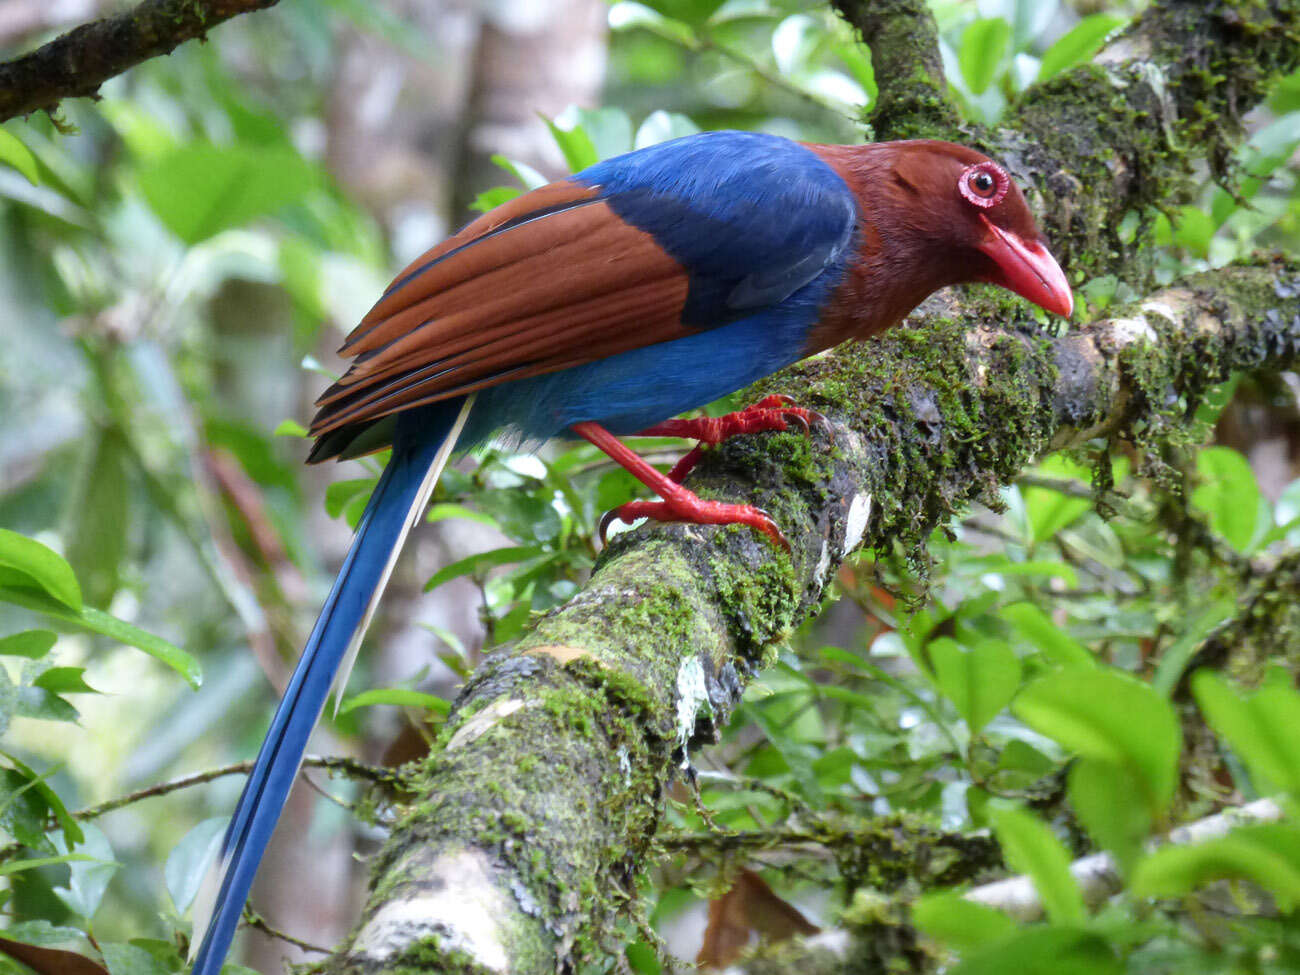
xmin=884 ymin=141 xmax=1073 ymax=318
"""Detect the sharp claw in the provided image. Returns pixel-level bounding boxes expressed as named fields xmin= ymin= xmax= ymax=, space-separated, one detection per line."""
xmin=808 ymin=410 xmax=834 ymax=444
xmin=598 ymin=507 xmax=624 ymax=546
xmin=751 ymin=507 xmax=791 ymax=551
xmin=784 ymin=412 xmax=810 ymax=436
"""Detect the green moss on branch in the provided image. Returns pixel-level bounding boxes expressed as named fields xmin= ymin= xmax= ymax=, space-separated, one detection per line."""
xmin=832 ymin=0 xmax=964 ymax=139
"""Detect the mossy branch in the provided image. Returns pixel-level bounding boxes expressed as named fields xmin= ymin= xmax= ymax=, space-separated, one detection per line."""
xmin=0 ymin=0 xmax=279 ymax=123
xmin=832 ymin=0 xmax=964 ymax=139
xmin=729 ymin=797 xmax=1287 ymax=973
xmin=316 ymin=261 xmax=1300 ymax=974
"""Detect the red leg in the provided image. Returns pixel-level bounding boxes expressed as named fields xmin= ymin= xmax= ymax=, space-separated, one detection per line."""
xmin=666 ymin=445 xmax=706 ymax=483
xmin=573 ymin=422 xmax=787 ymax=549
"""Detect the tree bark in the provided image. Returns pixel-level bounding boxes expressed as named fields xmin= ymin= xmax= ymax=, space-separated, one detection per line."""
xmin=0 ymin=0 xmax=278 ymax=122
xmin=308 ymin=0 xmax=1300 ymax=971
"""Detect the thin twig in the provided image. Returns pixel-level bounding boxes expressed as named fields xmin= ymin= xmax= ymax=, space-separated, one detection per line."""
xmin=72 ymin=755 xmax=398 ymax=821
xmin=242 ymin=909 xmax=330 ymax=955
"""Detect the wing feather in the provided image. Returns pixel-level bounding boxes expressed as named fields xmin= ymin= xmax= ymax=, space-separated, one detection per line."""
xmin=316 ymin=274 xmax=687 ymax=430
xmin=310 ymin=183 xmax=692 ymax=443
xmin=325 ymin=217 xmax=681 ymax=394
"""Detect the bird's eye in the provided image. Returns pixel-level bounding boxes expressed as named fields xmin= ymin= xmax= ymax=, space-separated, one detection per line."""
xmin=959 ymin=162 xmax=1009 ymax=208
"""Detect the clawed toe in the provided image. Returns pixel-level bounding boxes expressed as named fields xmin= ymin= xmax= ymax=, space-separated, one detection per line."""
xmin=597 ymin=497 xmax=788 ymax=550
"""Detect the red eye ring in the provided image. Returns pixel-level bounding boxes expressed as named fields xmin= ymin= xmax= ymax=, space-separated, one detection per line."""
xmin=959 ymin=162 xmax=1009 ymax=208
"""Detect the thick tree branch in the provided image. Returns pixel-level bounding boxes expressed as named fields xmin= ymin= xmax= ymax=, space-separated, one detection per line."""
xmin=833 ymin=0 xmax=963 ymax=139
xmin=316 ymin=261 xmax=1300 ymax=974
xmin=0 ymin=0 xmax=279 ymax=123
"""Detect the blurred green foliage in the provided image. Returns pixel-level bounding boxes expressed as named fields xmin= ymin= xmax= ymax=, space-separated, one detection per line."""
xmin=0 ymin=0 xmax=1299 ymax=973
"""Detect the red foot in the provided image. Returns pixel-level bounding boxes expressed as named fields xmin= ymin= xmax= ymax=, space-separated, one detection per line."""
xmin=572 ymin=420 xmax=790 ymax=549
xmin=639 ymin=395 xmax=818 ymax=445
xmin=639 ymin=395 xmax=826 ymax=482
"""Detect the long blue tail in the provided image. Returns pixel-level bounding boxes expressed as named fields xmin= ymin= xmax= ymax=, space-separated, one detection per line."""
xmin=190 ymin=396 xmax=473 ymax=975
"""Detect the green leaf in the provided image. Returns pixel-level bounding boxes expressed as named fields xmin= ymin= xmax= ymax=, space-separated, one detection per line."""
xmin=624 ymin=940 xmax=664 ymax=975
xmin=1150 ymin=601 xmax=1233 ymax=696
xmin=138 ymin=143 xmax=322 ymax=245
xmin=959 ymin=18 xmax=1011 ymax=95
xmin=0 ymin=128 xmax=40 ymax=185
xmin=543 ymin=116 xmax=601 ymax=173
xmin=0 ymin=529 xmax=81 ymax=611
xmin=165 ymin=817 xmax=226 ymax=913
xmin=1013 ymin=669 xmax=1180 ymax=814
xmin=991 ymin=805 xmax=1085 ymax=923
xmin=273 ymin=419 xmax=309 ymax=438
xmin=33 ymin=667 xmax=98 ymax=695
xmin=1001 ymin=602 xmax=1094 ymax=669
xmin=547 ymin=107 xmax=633 ymax=169
xmin=0 ymin=587 xmax=200 ymax=688
xmin=834 ymin=41 xmax=877 ymax=106
xmin=469 ymin=186 xmax=523 ymax=213
xmin=929 ymin=638 xmax=1021 ymax=734
xmin=1 ymin=751 xmax=81 ymax=846
xmin=912 ymin=891 xmax=1016 ymax=951
xmin=969 ymin=557 xmax=1078 ymax=587
xmin=633 ymin=110 xmax=700 ymax=149
xmin=0 ymin=766 xmax=53 ymax=849
xmin=325 ymin=478 xmax=376 ymax=519
xmin=14 ymin=685 xmax=78 ymax=723
xmin=1068 ymin=758 xmax=1150 ymax=874
xmin=0 ymin=920 xmax=96 ymax=950
xmin=1191 ymin=446 xmax=1266 ymax=551
xmin=1131 ymin=822 xmax=1300 ymax=909
xmin=1193 ymin=671 xmax=1300 ymax=794
xmin=0 ymin=853 xmax=97 ymax=876
xmin=1036 ymin=14 xmax=1127 ymax=84
xmin=53 ymin=823 xmax=117 ymax=920
xmin=1022 ymin=455 xmax=1092 ymax=541
xmin=950 ymin=927 xmax=1119 ymax=975
xmin=426 ymin=503 xmax=499 ymax=528
xmin=0 ymin=631 xmax=57 ymax=658
xmin=489 ymin=154 xmax=548 ymax=190
xmin=1172 ymin=205 xmax=1217 ymax=257
xmin=64 ymin=429 xmax=129 ymax=609
xmin=424 ymin=545 xmax=543 ymax=592
xmin=339 ymin=688 xmax=450 ymax=716
xmin=607 ymin=2 xmax=698 ymax=47
xmin=101 ymin=941 xmax=172 ymax=975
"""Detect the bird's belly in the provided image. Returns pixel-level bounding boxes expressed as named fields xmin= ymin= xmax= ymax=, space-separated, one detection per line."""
xmin=467 ymin=311 xmax=811 ymax=443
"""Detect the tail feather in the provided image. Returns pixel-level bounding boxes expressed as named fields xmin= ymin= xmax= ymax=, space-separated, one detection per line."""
xmin=189 ymin=395 xmax=474 ymax=975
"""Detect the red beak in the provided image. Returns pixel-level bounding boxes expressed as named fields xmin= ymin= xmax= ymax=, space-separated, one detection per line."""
xmin=977 ymin=214 xmax=1073 ymax=318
